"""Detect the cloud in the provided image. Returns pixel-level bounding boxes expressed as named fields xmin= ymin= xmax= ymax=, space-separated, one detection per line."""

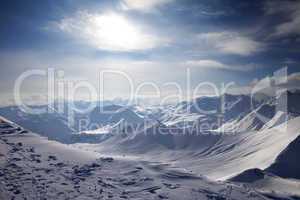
xmin=120 ymin=0 xmax=173 ymax=12
xmin=265 ymin=1 xmax=300 ymax=37
xmin=55 ymin=11 xmax=169 ymax=52
xmin=197 ymin=32 xmax=265 ymax=56
xmin=185 ymin=60 xmax=227 ymax=69
xmin=184 ymin=59 xmax=259 ymax=71
xmin=227 ymin=69 xmax=300 ymax=96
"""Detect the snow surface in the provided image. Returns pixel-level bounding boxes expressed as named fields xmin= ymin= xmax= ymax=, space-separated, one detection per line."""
xmin=74 ymin=116 xmax=300 ymax=182
xmin=261 ymin=111 xmax=289 ymax=130
xmin=215 ymin=103 xmax=275 ymax=133
xmin=0 ymin=117 xmax=272 ymax=200
xmin=230 ymin=168 xmax=300 ymax=197
xmin=266 ymin=135 xmax=300 ymax=179
xmin=2 ymin=92 xmax=300 ymax=199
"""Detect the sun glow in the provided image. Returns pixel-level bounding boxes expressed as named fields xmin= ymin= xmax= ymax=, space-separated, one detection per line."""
xmin=59 ymin=12 xmax=162 ymax=51
xmin=88 ymin=14 xmax=140 ymax=50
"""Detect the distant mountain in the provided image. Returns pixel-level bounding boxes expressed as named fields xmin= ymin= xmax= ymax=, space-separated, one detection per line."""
xmin=216 ymin=103 xmax=275 ymax=133
xmin=160 ymin=94 xmax=258 ymax=132
xmin=109 ymin=107 xmax=144 ymax=124
xmin=89 ymin=105 xmax=124 ymax=125
xmin=212 ymin=90 xmax=300 ymax=133
xmin=0 ymin=103 xmax=146 ymax=144
xmin=0 ymin=106 xmax=75 ymax=143
xmin=2 ymin=90 xmax=300 ymax=145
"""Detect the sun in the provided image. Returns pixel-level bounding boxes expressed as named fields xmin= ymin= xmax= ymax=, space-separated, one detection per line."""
xmin=58 ymin=11 xmax=162 ymax=51
xmin=85 ymin=13 xmax=146 ymax=51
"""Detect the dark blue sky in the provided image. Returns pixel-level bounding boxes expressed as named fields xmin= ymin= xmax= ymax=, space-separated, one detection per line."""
xmin=0 ymin=0 xmax=300 ymax=103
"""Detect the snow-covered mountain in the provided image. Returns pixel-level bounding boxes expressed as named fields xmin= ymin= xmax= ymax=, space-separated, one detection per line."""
xmin=78 ymin=115 xmax=300 ymax=180
xmin=109 ymin=107 xmax=145 ymax=124
xmin=1 ymin=90 xmax=299 ymax=144
xmin=2 ymin=89 xmax=300 ymax=199
xmin=0 ymin=106 xmax=76 ymax=143
xmin=1 ymin=116 xmax=273 ymax=200
xmin=215 ymin=103 xmax=275 ymax=133
xmin=89 ymin=104 xmax=124 ymax=125
xmin=72 ymin=105 xmax=151 ymax=143
xmin=2 ymin=112 xmax=299 ymax=199
xmin=158 ymin=94 xmax=260 ymax=133
xmin=266 ymin=135 xmax=300 ymax=179
xmin=215 ymin=90 xmax=300 ymax=133
xmin=0 ymin=104 xmax=147 ymax=144
xmin=229 ymin=134 xmax=300 ymax=197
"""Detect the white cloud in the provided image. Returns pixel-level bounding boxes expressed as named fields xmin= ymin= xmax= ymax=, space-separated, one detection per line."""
xmin=274 ymin=11 xmax=300 ymax=37
xmin=226 ymin=70 xmax=300 ymax=96
xmin=184 ymin=59 xmax=259 ymax=71
xmin=197 ymin=32 xmax=265 ymax=56
xmin=265 ymin=1 xmax=300 ymax=37
xmin=185 ymin=60 xmax=227 ymax=69
xmin=120 ymin=0 xmax=173 ymax=12
xmin=56 ymin=11 xmax=168 ymax=52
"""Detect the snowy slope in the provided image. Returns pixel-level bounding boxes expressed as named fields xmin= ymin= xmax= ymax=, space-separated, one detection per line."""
xmin=0 ymin=106 xmax=76 ymax=143
xmin=89 ymin=105 xmax=145 ymax=126
xmin=230 ymin=169 xmax=300 ymax=197
xmin=215 ymin=103 xmax=275 ymax=133
xmin=71 ymin=119 xmax=135 ymax=144
xmin=0 ymin=116 xmax=271 ymax=200
xmin=261 ymin=111 xmax=290 ymax=130
xmin=159 ymin=94 xmax=257 ymax=132
xmin=0 ymin=104 xmax=146 ymax=144
xmin=266 ymin=135 xmax=300 ymax=179
xmin=161 ymin=91 xmax=300 ymax=133
xmin=109 ymin=107 xmax=144 ymax=124
xmin=77 ymin=116 xmax=300 ymax=181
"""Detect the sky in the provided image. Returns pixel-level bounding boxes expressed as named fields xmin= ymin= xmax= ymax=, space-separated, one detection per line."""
xmin=0 ymin=0 xmax=300 ymax=104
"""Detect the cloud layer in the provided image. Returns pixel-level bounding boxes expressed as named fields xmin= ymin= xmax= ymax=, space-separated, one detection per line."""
xmin=120 ymin=0 xmax=173 ymax=12
xmin=185 ymin=59 xmax=259 ymax=72
xmin=265 ymin=1 xmax=300 ymax=37
xmin=197 ymin=32 xmax=265 ymax=56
